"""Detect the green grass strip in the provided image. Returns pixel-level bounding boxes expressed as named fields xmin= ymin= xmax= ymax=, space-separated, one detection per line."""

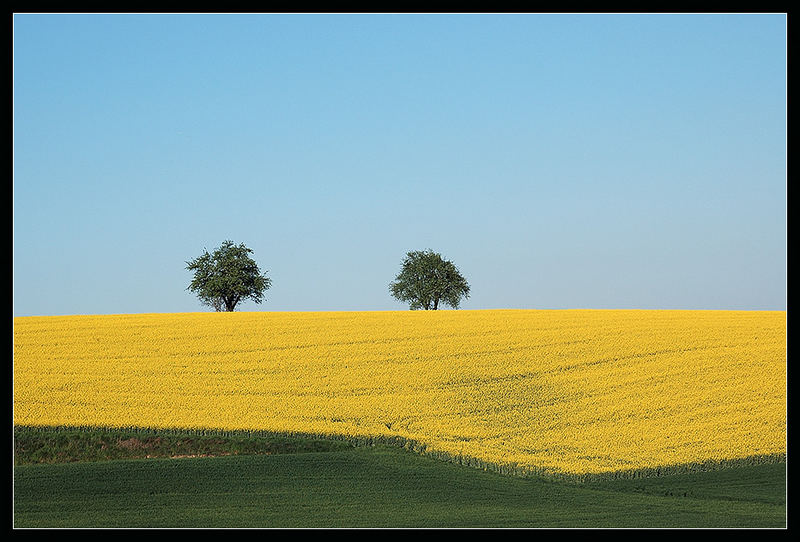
xmin=14 ymin=425 xmax=352 ymax=465
xmin=14 ymin=445 xmax=786 ymax=528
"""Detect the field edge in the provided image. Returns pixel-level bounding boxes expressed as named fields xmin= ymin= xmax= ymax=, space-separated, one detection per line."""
xmin=13 ymin=423 xmax=786 ymax=484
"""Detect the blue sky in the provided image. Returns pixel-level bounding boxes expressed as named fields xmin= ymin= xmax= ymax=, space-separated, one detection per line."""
xmin=13 ymin=13 xmax=786 ymax=316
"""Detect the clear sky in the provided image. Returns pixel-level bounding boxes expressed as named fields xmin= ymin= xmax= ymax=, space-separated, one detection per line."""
xmin=13 ymin=13 xmax=786 ymax=316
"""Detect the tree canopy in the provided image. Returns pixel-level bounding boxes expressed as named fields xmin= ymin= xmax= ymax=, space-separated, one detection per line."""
xmin=186 ymin=240 xmax=272 ymax=312
xmin=389 ymin=249 xmax=470 ymax=310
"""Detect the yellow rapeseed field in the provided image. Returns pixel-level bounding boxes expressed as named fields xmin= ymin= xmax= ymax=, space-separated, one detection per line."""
xmin=13 ymin=310 xmax=786 ymax=478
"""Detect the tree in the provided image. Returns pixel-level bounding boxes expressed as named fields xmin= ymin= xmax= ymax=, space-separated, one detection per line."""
xmin=389 ymin=249 xmax=470 ymax=310
xmin=186 ymin=240 xmax=272 ymax=312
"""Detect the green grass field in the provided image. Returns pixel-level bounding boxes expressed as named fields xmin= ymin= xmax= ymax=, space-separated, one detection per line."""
xmin=13 ymin=427 xmax=786 ymax=528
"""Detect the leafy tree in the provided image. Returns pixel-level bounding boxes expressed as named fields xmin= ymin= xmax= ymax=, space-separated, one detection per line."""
xmin=186 ymin=240 xmax=272 ymax=312
xmin=389 ymin=249 xmax=470 ymax=310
